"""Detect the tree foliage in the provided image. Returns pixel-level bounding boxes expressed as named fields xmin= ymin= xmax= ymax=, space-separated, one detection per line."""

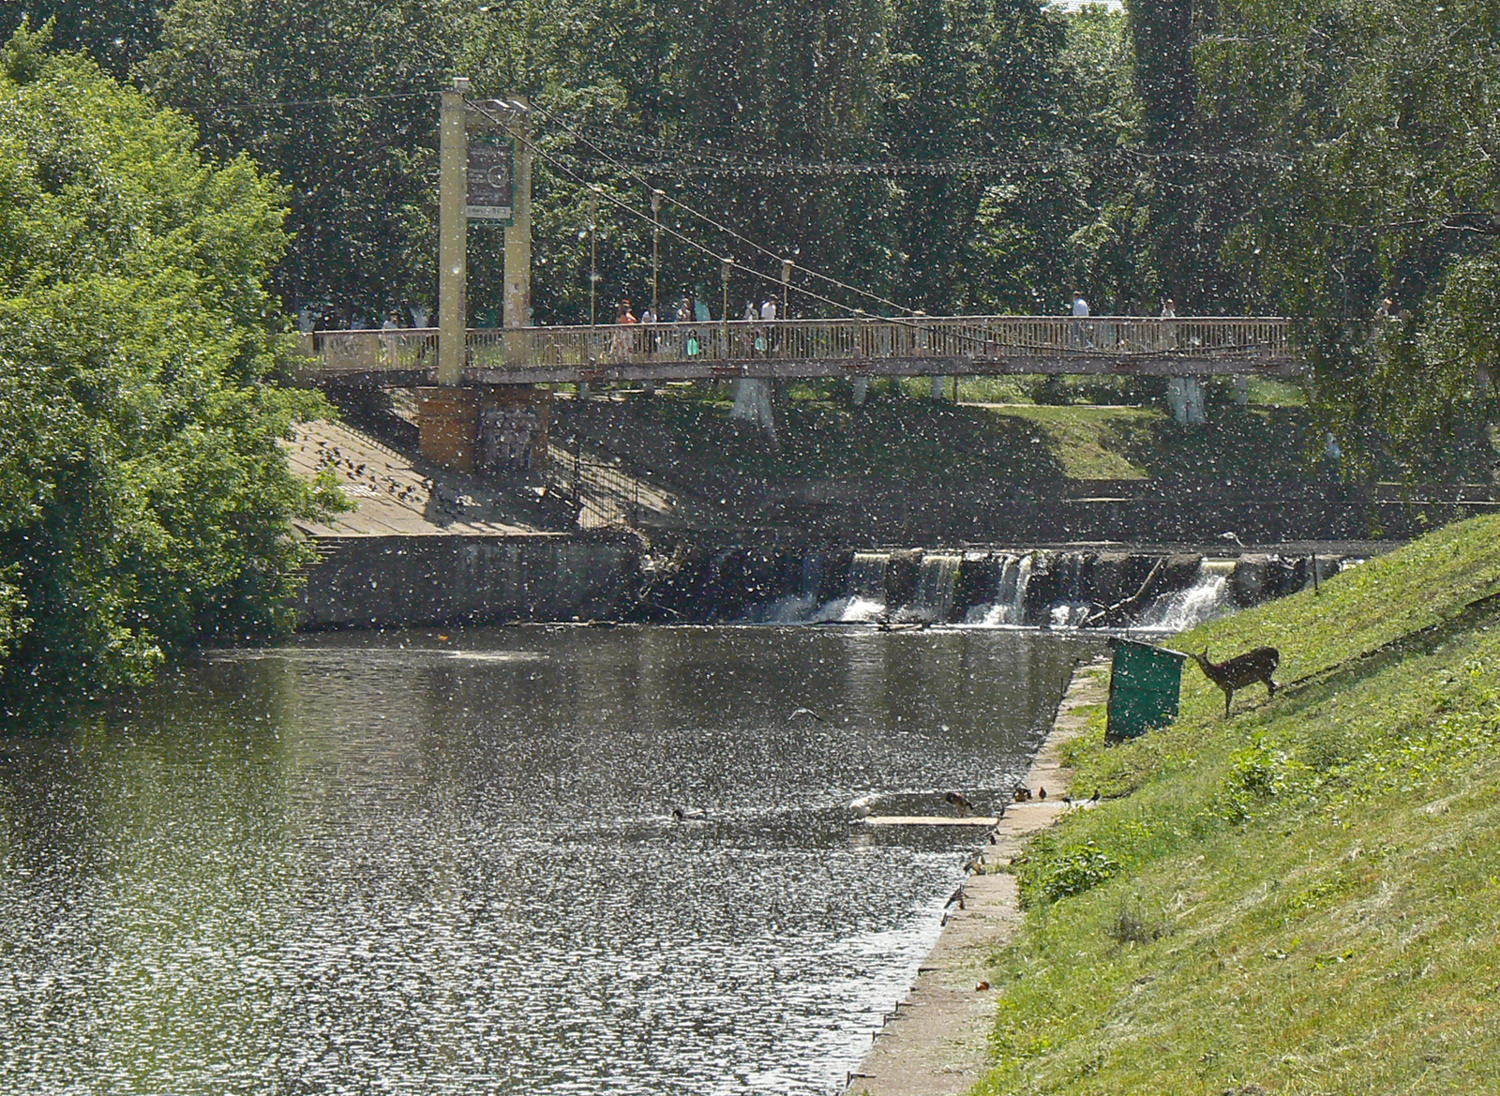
xmin=0 ymin=0 xmax=159 ymax=77
xmin=1192 ymin=0 xmax=1500 ymax=478
xmin=139 ymin=0 xmax=1073 ymax=323
xmin=139 ymin=0 xmax=465 ymax=324
xmin=0 ymin=24 xmax=340 ymax=699
xmin=27 ymin=0 xmax=1500 ymax=476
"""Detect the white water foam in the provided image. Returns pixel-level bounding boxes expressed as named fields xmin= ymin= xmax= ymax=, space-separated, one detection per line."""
xmin=743 ymin=594 xmax=821 ymax=624
xmin=803 ymin=553 xmax=891 ymax=622
xmin=810 ymin=596 xmax=888 ymax=623
xmin=965 ymin=553 xmax=1034 ymax=627
xmin=1133 ymin=561 xmax=1234 ymax=632
xmin=897 ymin=554 xmax=963 ymax=623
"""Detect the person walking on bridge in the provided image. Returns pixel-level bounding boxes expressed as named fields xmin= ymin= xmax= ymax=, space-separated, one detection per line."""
xmin=743 ymin=300 xmax=758 ymax=356
xmin=1070 ymin=292 xmax=1092 ymax=349
xmin=760 ymin=295 xmax=777 ymax=355
xmin=611 ymin=299 xmax=638 ymax=361
xmin=380 ymin=309 xmax=401 ymax=367
xmin=1159 ymin=297 xmax=1179 ymax=353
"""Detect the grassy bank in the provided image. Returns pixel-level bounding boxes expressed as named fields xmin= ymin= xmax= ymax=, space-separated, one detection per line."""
xmin=583 ymin=380 xmax=1322 ymax=488
xmin=975 ymin=514 xmax=1500 ymax=1094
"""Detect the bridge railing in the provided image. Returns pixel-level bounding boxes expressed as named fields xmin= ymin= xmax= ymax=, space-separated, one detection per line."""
xmin=298 ymin=316 xmax=1291 ymax=375
xmin=470 ymin=316 xmax=1291 ymax=370
xmin=297 ymin=328 xmax=438 ymax=373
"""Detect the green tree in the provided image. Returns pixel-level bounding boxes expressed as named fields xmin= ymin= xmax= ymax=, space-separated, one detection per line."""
xmin=881 ymin=0 xmax=1067 ymax=312
xmin=1200 ymin=0 xmax=1500 ymax=479
xmin=966 ymin=2 xmax=1137 ymax=313
xmin=0 ymin=2 xmax=159 ymax=76
xmin=140 ymin=0 xmax=468 ymax=324
xmin=0 ymin=25 xmax=340 ymax=700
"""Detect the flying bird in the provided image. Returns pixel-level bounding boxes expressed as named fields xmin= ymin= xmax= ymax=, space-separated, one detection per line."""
xmin=789 ymin=707 xmax=826 ymax=723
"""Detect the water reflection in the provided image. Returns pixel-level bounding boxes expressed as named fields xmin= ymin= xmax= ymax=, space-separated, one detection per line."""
xmin=0 ymin=626 xmax=1086 ymax=1094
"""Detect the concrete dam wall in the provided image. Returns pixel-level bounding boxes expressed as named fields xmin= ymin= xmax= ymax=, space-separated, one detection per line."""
xmin=300 ymin=530 xmax=643 ymax=628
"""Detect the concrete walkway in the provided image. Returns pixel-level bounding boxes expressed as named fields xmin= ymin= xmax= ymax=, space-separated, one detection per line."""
xmin=284 ymin=420 xmax=552 ymax=537
xmin=843 ymin=658 xmax=1109 ymax=1096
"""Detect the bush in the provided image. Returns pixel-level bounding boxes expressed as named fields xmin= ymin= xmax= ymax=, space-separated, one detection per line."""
xmin=1015 ymin=835 xmax=1121 ymax=908
xmin=0 ymin=25 xmax=339 ymax=701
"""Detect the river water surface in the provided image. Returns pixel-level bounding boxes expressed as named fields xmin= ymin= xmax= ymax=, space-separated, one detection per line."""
xmin=0 ymin=626 xmax=1085 ymax=1094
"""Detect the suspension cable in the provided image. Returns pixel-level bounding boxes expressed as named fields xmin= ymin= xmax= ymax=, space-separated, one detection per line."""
xmin=526 ymin=101 xmax=923 ymax=317
xmin=471 ymin=101 xmax=930 ymax=325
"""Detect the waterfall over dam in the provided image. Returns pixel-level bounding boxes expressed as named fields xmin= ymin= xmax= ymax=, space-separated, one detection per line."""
xmin=649 ymin=546 xmax=1352 ymax=630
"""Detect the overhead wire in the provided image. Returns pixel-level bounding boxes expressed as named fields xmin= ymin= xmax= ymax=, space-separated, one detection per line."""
xmin=471 ymin=101 xmax=935 ymax=326
xmin=533 ymin=104 xmax=1295 ymax=173
xmin=470 ymin=102 xmax=829 ymax=308
xmin=526 ymin=101 xmax=923 ymax=318
xmin=205 ymin=90 xmax=438 ymax=114
xmin=189 ymin=89 xmax=1292 ymax=322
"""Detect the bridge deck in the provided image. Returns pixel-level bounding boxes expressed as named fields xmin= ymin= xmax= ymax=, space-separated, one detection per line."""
xmin=298 ymin=315 xmax=1300 ymax=385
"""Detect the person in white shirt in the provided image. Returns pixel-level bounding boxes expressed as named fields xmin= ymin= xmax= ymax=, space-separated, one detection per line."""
xmin=1159 ymin=298 xmax=1178 ymax=350
xmin=639 ymin=305 xmax=656 ymax=357
xmin=380 ymin=309 xmax=401 ymax=366
xmin=1070 ymin=293 xmax=1092 ymax=348
xmin=759 ymin=297 xmax=777 ymax=355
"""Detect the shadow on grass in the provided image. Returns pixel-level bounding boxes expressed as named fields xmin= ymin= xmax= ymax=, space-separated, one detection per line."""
xmin=569 ymin=384 xmax=1342 ymax=501
xmin=640 ymin=385 xmax=1072 ymax=486
xmin=1118 ymin=405 xmax=1318 ymax=489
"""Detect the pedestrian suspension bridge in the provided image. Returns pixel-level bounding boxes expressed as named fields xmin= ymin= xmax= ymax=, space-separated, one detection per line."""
xmin=293 ymin=80 xmax=1305 ymax=473
xmin=298 ymin=314 xmax=1299 ymax=387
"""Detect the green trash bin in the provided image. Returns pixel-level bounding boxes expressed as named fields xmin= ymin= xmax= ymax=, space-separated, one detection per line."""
xmin=1107 ymin=639 xmax=1188 ymax=739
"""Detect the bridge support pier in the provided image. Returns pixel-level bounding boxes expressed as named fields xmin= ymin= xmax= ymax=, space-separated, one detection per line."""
xmin=418 ymin=387 xmax=482 ymax=472
xmin=417 ymin=386 xmax=553 ymax=475
xmin=1167 ymin=376 xmax=1209 ymax=425
xmin=730 ymin=378 xmax=777 ymax=444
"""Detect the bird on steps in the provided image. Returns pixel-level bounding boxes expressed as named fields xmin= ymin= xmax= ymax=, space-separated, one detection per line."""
xmin=944 ymin=790 xmax=975 ymax=816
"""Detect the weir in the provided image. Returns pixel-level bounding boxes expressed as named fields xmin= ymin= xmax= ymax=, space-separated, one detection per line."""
xmin=644 ymin=545 xmax=1359 ymax=630
xmin=964 ymin=552 xmax=1034 ymax=627
xmin=832 ymin=551 xmax=891 ymax=622
xmin=898 ymin=554 xmax=963 ymax=623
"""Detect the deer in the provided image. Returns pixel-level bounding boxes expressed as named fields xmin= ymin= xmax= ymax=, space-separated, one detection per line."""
xmin=1191 ymin=646 xmax=1279 ymax=717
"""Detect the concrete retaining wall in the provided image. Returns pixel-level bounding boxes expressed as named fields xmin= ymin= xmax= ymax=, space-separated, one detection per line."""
xmin=300 ymin=530 xmax=642 ymax=628
xmin=752 ymin=490 xmax=1499 ymax=546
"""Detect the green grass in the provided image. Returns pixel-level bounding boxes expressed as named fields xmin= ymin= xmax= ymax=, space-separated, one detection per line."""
xmin=976 ymin=514 xmax=1500 ymax=1095
xmin=986 ymin=405 xmax=1159 ymax=480
xmin=610 ymin=384 xmax=1323 ymax=489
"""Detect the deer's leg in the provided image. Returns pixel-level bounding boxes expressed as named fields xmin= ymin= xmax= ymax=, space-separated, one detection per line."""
xmin=1224 ymin=688 xmax=1232 ymax=717
xmin=1266 ymin=677 xmax=1277 ymax=697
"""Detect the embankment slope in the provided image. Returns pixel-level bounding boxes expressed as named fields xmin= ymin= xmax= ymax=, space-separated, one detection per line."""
xmin=975 ymin=514 xmax=1500 ymax=1094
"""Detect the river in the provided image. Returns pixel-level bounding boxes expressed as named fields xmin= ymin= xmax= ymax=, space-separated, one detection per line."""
xmin=0 ymin=625 xmax=1087 ymax=1094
